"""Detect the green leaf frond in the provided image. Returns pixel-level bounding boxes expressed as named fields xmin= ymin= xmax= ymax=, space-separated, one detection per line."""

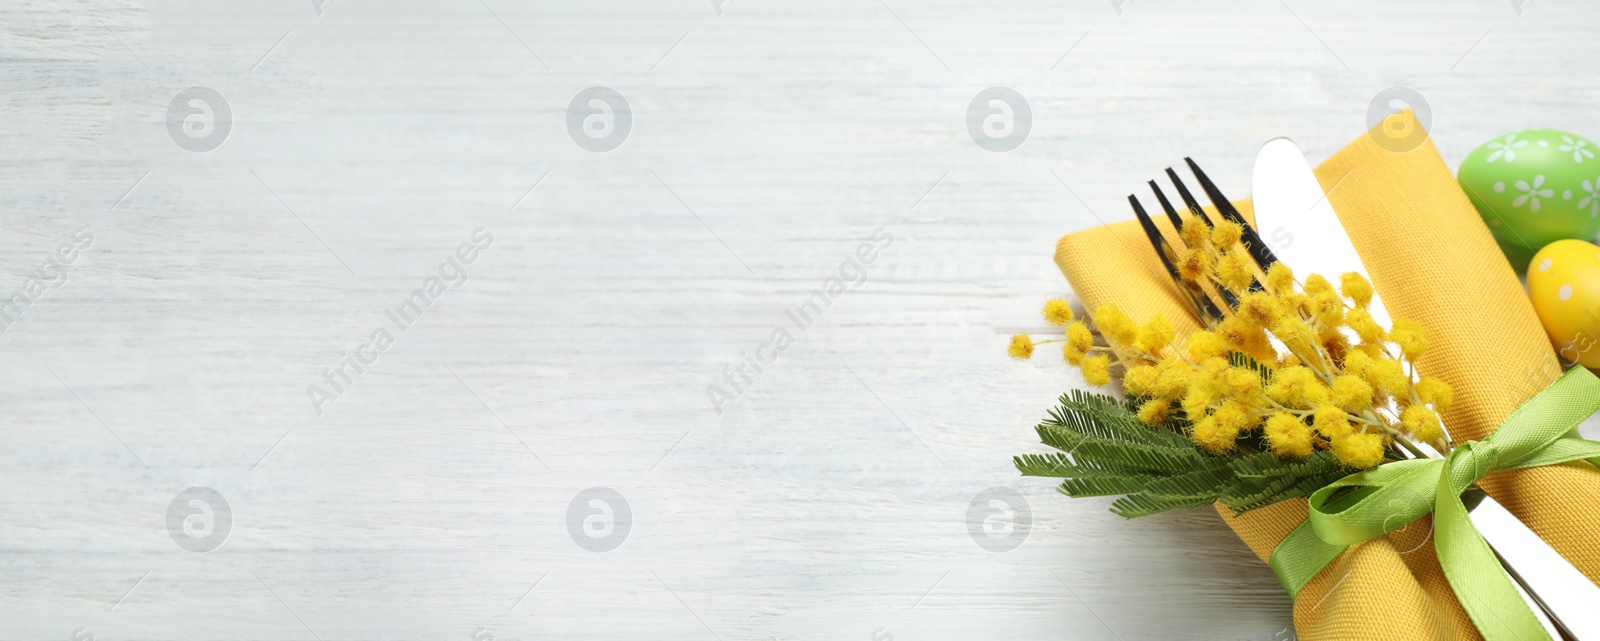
xmin=1228 ymin=351 xmax=1275 ymax=387
xmin=1017 ymin=388 xmax=1346 ymax=519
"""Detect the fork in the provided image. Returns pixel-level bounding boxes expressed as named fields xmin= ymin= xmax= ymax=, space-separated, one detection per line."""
xmin=1126 ymin=158 xmax=1583 ymax=639
xmin=1127 ymin=159 xmax=1277 ymax=327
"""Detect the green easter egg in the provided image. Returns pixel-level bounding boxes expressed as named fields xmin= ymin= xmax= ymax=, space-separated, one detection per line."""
xmin=1458 ymin=128 xmax=1600 ymax=271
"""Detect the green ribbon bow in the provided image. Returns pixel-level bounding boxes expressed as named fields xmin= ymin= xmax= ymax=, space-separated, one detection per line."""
xmin=1267 ymin=366 xmax=1600 ymax=641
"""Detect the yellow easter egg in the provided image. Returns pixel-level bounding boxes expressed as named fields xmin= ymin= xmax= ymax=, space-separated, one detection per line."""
xmin=1527 ymin=239 xmax=1600 ymax=368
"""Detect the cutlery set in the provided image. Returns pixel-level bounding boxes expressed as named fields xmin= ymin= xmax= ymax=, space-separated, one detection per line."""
xmin=1122 ymin=139 xmax=1600 ymax=640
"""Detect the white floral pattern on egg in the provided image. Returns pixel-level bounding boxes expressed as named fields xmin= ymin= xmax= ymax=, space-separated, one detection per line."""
xmin=1459 ymin=128 xmax=1600 ymax=271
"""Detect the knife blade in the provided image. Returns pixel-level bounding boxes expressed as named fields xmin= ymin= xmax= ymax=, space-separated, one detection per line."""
xmin=1251 ymin=137 xmax=1600 ymax=640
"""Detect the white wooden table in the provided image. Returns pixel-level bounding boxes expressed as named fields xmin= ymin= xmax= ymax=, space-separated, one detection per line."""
xmin=4 ymin=1 xmax=1598 ymax=639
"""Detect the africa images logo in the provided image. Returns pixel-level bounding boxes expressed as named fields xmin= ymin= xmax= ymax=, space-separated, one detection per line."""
xmin=567 ymin=87 xmax=631 ymax=153
xmin=166 ymin=87 xmax=231 ymax=153
xmin=166 ymin=487 xmax=231 ymax=553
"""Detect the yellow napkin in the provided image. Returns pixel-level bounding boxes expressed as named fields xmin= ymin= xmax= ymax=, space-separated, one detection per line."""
xmin=1052 ymin=111 xmax=1600 ymax=641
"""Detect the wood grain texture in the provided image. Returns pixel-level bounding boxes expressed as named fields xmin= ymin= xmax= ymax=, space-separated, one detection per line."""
xmin=3 ymin=0 xmax=1599 ymax=639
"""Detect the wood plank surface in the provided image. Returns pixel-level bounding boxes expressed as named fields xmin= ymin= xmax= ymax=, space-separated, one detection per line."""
xmin=2 ymin=1 xmax=1598 ymax=639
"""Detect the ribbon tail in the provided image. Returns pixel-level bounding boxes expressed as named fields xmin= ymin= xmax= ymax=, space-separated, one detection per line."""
xmin=1269 ymin=520 xmax=1346 ymax=600
xmin=1511 ymin=436 xmax=1600 ymax=472
xmin=1434 ymin=463 xmax=1552 ymax=641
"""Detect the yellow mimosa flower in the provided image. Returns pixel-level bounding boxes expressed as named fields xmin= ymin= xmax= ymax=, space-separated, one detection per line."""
xmin=1238 ymin=291 xmax=1284 ymax=328
xmin=1271 ymin=316 xmax=1316 ymax=356
xmin=1124 ymin=365 xmax=1159 ymax=396
xmin=1312 ymin=405 xmax=1353 ymax=439
xmin=1042 ymin=298 xmax=1075 ymax=326
xmin=1153 ymin=359 xmax=1193 ymax=400
xmin=1216 ymin=250 xmax=1256 ymax=292
xmin=1191 ymin=416 xmax=1234 ymax=454
xmin=1136 ymin=316 xmax=1176 ymax=354
xmin=1330 ymin=375 xmax=1375 ymax=413
xmin=1182 ymin=387 xmax=1215 ymax=419
xmin=1180 ymin=218 xmax=1209 ymax=249
xmin=1339 ymin=272 xmax=1374 ymax=308
xmin=1179 ymin=249 xmax=1212 ymax=283
xmin=1137 ymin=399 xmax=1170 ymax=426
xmin=1343 ymin=350 xmax=1373 ymax=378
xmin=1303 ymin=274 xmax=1333 ymax=297
xmin=1210 ymin=220 xmax=1243 ymax=248
xmin=1184 ymin=330 xmax=1228 ymax=361
xmin=1332 ymin=431 xmax=1384 ymax=469
xmin=1310 ymin=291 xmax=1345 ymax=326
xmin=1400 ymin=405 xmax=1443 ymax=443
xmin=1266 ymin=263 xmax=1295 ymax=295
xmin=1224 ymin=367 xmax=1262 ymax=400
xmin=1094 ymin=304 xmax=1138 ymax=346
xmin=1008 ymin=334 xmax=1035 ymax=360
xmin=1264 ymin=413 xmax=1313 ymax=458
xmin=1346 ymin=308 xmax=1386 ymax=344
xmin=1213 ymin=401 xmax=1254 ymax=433
xmin=1389 ymin=319 xmax=1428 ymax=360
xmin=1066 ymin=322 xmax=1094 ymax=352
xmin=1416 ymin=376 xmax=1454 ymax=412
xmin=1082 ymin=354 xmax=1112 ymax=386
xmin=1367 ymin=358 xmax=1409 ymax=393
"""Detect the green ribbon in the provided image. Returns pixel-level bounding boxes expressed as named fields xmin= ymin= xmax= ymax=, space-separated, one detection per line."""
xmin=1266 ymin=366 xmax=1600 ymax=641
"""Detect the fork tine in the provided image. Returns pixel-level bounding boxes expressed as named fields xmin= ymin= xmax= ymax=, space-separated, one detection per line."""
xmin=1127 ymin=195 xmax=1183 ymax=278
xmin=1128 ymin=194 xmax=1226 ymax=324
xmin=1184 ymin=157 xmax=1281 ymax=270
xmin=1163 ymin=168 xmax=1217 ymax=228
xmin=1180 ymin=158 xmax=1245 ymax=224
xmin=1146 ymin=180 xmax=1188 ymax=233
xmin=1147 ymin=181 xmax=1242 ymax=310
xmin=1166 ymin=164 xmax=1268 ymax=296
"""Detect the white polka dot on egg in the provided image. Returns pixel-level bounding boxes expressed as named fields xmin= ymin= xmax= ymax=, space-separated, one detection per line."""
xmin=1559 ymin=284 xmax=1573 ymax=301
xmin=1539 ymin=258 xmax=1553 ymax=271
xmin=1494 ymin=182 xmax=1505 ymax=193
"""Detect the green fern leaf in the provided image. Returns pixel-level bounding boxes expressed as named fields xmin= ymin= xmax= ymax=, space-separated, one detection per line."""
xmin=1058 ymin=472 xmax=1157 ymax=497
xmin=1015 ymin=452 xmax=1099 ymax=477
xmin=1135 ymin=466 xmax=1236 ymax=501
xmin=1036 ymin=423 xmax=1212 ymax=473
xmin=1018 ymin=385 xmax=1350 ymax=519
xmin=1109 ymin=493 xmax=1216 ymax=519
xmin=1228 ymin=351 xmax=1277 ymax=390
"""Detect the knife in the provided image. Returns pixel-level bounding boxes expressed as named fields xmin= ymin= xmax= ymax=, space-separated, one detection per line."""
xmin=1251 ymin=137 xmax=1600 ymax=640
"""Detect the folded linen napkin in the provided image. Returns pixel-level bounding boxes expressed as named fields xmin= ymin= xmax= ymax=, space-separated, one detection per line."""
xmin=1052 ymin=111 xmax=1600 ymax=641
